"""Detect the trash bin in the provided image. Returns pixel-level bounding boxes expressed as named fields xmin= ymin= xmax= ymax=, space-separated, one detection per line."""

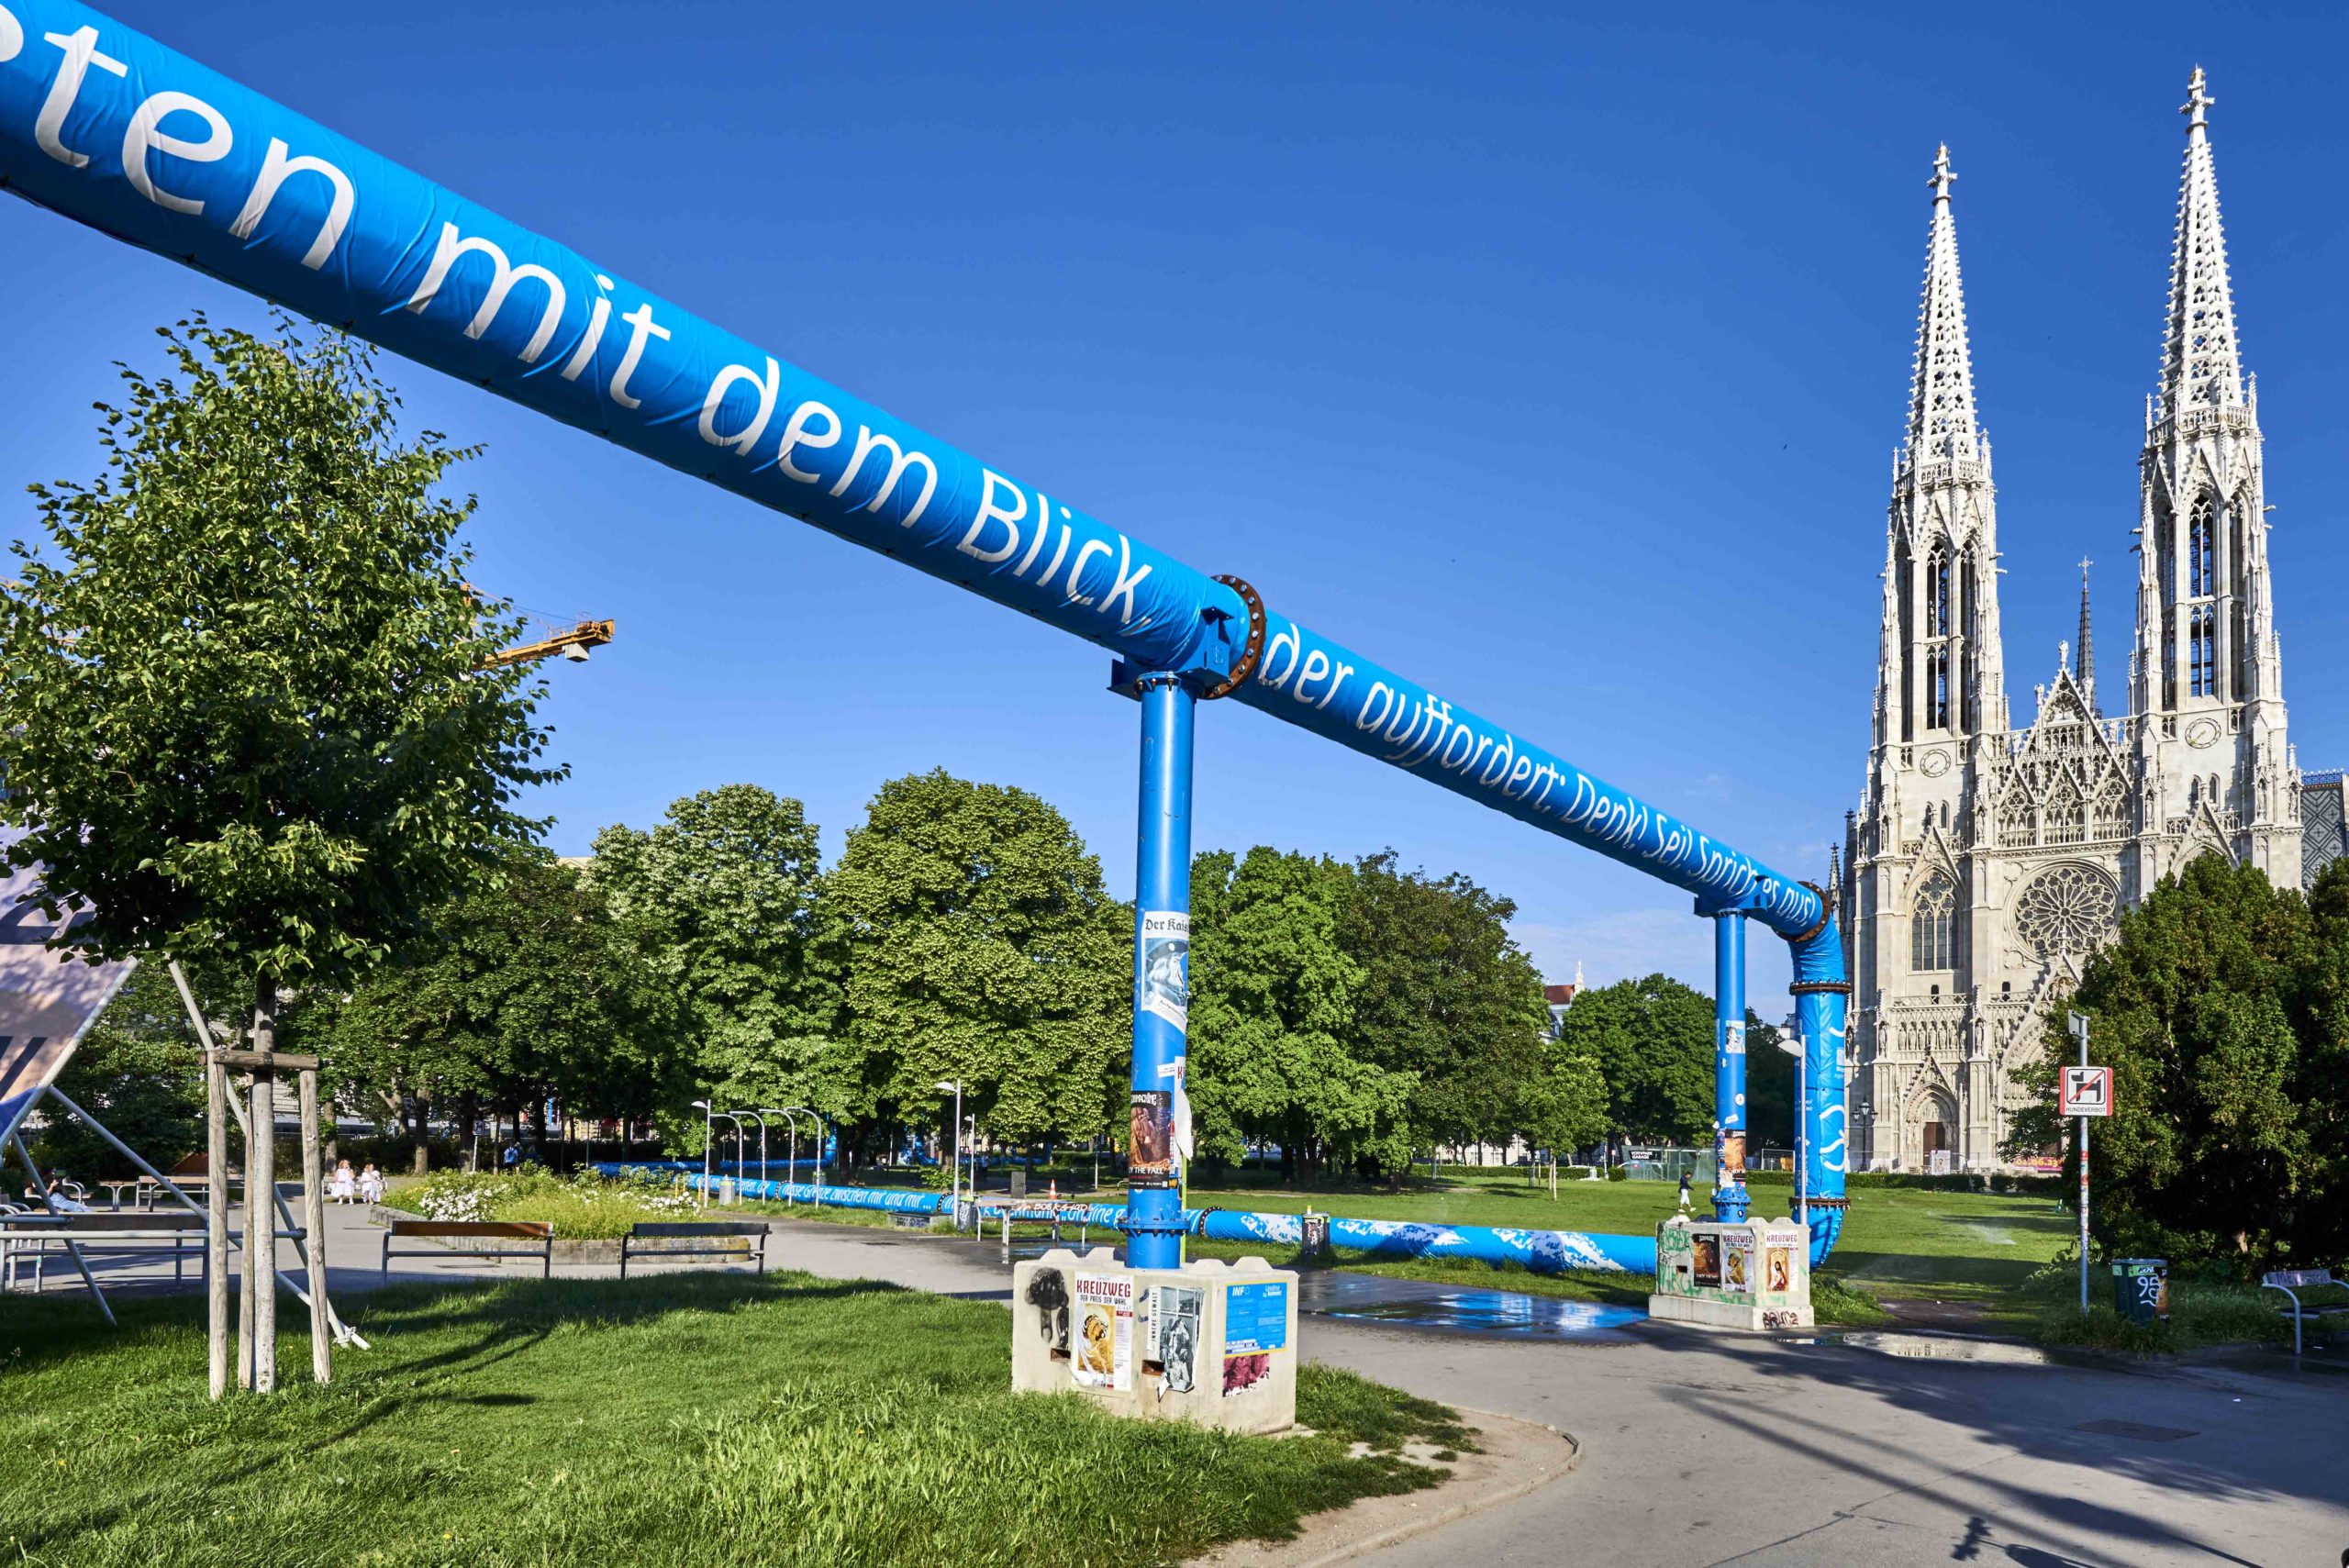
xmin=2111 ymin=1258 xmax=2168 ymax=1323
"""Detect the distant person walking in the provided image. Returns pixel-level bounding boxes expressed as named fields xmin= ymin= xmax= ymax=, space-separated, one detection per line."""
xmin=1676 ymin=1172 xmax=1694 ymax=1213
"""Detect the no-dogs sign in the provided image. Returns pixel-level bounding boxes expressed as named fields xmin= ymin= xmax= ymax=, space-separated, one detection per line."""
xmin=2059 ymin=1066 xmax=2113 ymax=1118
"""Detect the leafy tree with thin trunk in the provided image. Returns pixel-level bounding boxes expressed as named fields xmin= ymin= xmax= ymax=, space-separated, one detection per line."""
xmin=1187 ymin=847 xmax=1411 ymax=1181
xmin=1342 ymin=850 xmax=1548 ymax=1171
xmin=589 ymin=784 xmax=836 ymax=1144
xmin=825 ymin=770 xmax=1125 ymax=1153
xmin=1560 ymin=973 xmax=1715 ymax=1145
xmin=0 ymin=317 xmax=557 ymax=1062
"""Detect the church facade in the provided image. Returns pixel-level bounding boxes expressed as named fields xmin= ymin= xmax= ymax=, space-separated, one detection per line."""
xmin=1839 ymin=72 xmax=2310 ymax=1172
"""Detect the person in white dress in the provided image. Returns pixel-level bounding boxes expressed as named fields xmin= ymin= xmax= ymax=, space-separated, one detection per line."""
xmin=328 ymin=1160 xmax=357 ymax=1204
xmin=357 ymin=1163 xmax=384 ymax=1204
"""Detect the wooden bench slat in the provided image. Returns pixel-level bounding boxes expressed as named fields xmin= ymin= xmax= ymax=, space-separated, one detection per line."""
xmin=388 ymin=1220 xmax=553 ymax=1240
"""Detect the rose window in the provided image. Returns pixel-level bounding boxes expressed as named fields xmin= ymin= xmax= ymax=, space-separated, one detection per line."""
xmin=2014 ymin=864 xmax=2117 ymax=959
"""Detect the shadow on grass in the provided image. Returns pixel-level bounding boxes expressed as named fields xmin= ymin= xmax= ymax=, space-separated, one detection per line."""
xmin=0 ymin=1269 xmax=913 ymax=1378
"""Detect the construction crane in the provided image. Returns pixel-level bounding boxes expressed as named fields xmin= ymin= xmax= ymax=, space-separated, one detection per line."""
xmin=7 ymin=577 xmax=614 ymax=671
xmin=484 ymin=617 xmax=617 ymax=669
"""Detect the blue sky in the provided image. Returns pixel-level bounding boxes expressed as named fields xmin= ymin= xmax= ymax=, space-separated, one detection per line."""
xmin=3 ymin=2 xmax=2343 ymax=1015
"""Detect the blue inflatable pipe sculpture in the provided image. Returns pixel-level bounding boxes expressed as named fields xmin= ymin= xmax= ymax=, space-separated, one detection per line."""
xmin=599 ymin=1168 xmax=1664 ymax=1274
xmin=0 ymin=2 xmax=1847 ymax=1264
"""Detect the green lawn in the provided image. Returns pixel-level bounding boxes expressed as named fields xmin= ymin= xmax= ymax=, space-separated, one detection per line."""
xmin=1 ymin=1274 xmax=1465 ymax=1568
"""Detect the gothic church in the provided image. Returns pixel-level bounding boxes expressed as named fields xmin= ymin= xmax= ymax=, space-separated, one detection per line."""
xmin=1840 ymin=72 xmax=2308 ymax=1172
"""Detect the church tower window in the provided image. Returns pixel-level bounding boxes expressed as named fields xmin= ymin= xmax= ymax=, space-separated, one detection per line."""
xmin=1911 ymin=873 xmax=1956 ymax=971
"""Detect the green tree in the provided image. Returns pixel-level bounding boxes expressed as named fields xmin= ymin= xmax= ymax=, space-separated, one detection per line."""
xmin=2009 ymin=855 xmax=2342 ymax=1271
xmin=295 ymin=852 xmax=685 ymax=1163
xmin=1188 ymin=848 xmax=1412 ymax=1180
xmin=589 ymin=784 xmax=835 ymax=1133
xmin=1514 ymin=1018 xmax=1609 ymax=1164
xmin=1561 ymin=973 xmax=1715 ymax=1144
xmin=1341 ymin=851 xmax=1548 ymax=1165
xmin=825 ymin=771 xmax=1126 ymax=1153
xmin=0 ymin=318 xmax=555 ymax=1059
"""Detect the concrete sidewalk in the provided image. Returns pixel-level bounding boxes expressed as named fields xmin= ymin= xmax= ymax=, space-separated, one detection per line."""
xmin=17 ymin=1200 xmax=2343 ymax=1568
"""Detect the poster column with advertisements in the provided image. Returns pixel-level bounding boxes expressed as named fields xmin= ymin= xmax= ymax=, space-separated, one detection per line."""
xmin=1126 ymin=672 xmax=1195 ymax=1270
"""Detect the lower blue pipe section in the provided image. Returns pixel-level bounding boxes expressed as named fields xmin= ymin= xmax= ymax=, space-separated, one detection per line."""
xmin=611 ymin=1167 xmax=1661 ymax=1274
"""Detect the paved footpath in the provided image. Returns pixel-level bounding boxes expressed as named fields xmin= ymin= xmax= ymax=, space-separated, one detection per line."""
xmin=37 ymin=1204 xmax=2349 ymax=1568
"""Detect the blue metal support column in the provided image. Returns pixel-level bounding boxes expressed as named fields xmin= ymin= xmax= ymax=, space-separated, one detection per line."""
xmin=1124 ymin=670 xmax=1196 ymax=1270
xmin=1710 ymin=911 xmax=1751 ymax=1223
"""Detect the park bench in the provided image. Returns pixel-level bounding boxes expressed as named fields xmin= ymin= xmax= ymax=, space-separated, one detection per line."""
xmin=380 ymin=1219 xmax=553 ymax=1278
xmin=2259 ymin=1268 xmax=2349 ymax=1355
xmin=618 ymin=1220 xmax=769 ymax=1278
xmin=1 ymin=1209 xmax=212 ymax=1291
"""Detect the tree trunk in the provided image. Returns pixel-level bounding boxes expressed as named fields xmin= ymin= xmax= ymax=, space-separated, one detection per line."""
xmin=411 ymin=1094 xmax=430 ymax=1174
xmin=248 ymin=973 xmax=279 ymax=1394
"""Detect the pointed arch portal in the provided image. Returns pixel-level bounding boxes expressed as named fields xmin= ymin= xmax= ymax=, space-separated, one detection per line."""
xmin=0 ymin=6 xmax=1850 ymax=1268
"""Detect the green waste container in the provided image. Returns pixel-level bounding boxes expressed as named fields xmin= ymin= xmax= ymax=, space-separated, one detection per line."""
xmin=2111 ymin=1258 xmax=2168 ymax=1323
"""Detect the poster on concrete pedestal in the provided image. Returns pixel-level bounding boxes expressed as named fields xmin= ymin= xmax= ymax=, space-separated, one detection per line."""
xmin=1221 ymin=1280 xmax=1287 ymax=1398
xmin=1146 ymin=1284 xmax=1201 ymax=1396
xmin=1074 ymin=1273 xmax=1133 ymax=1391
xmin=1722 ymin=1231 xmax=1754 ymax=1293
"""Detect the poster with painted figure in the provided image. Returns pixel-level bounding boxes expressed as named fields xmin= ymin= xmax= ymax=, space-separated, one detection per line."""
xmin=1148 ymin=1284 xmax=1202 ymax=1396
xmin=1766 ymin=1246 xmax=1794 ymax=1295
xmin=1722 ymin=1231 xmax=1754 ymax=1294
xmin=1692 ymin=1233 xmax=1721 ymax=1288
xmin=1073 ymin=1273 xmax=1133 ymax=1390
xmin=1139 ymin=911 xmax=1189 ymax=1030
xmin=1025 ymin=1268 xmax=1072 ymax=1358
xmin=1128 ymin=1090 xmax=1176 ymax=1189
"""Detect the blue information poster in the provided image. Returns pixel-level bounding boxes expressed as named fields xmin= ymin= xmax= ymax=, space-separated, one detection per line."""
xmin=1223 ymin=1282 xmax=1290 ymax=1355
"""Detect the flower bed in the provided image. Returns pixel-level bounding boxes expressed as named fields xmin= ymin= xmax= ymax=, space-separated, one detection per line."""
xmin=384 ymin=1165 xmax=702 ymax=1240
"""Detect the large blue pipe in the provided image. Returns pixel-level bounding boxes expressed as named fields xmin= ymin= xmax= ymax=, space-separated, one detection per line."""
xmin=614 ymin=1169 xmax=1659 ymax=1274
xmin=1 ymin=3 xmax=1847 ymax=1260
xmin=1711 ymin=913 xmax=1750 ymax=1224
xmin=1126 ymin=674 xmax=1193 ymax=1270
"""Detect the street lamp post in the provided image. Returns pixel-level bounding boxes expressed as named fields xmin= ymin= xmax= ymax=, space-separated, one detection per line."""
xmin=739 ymin=1109 xmax=771 ymax=1192
xmin=779 ymin=1107 xmax=825 ymax=1207
xmin=691 ymin=1099 xmax=714 ymax=1210
xmin=935 ymin=1081 xmax=963 ymax=1225
xmin=761 ymin=1108 xmax=799 ymax=1205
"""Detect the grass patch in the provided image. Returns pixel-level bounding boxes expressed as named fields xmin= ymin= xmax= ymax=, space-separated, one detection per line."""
xmin=0 ymin=1274 xmax=1460 ymax=1567
xmin=2030 ymin=1283 xmax=2290 ymax=1355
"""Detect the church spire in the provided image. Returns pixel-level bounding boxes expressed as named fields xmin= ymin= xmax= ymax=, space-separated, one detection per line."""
xmin=2077 ymin=558 xmax=2096 ymax=708
xmin=2157 ymin=68 xmax=2244 ymax=423
xmin=1906 ymin=146 xmax=1981 ymax=467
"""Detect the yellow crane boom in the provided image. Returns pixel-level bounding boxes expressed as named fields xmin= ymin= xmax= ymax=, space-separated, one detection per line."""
xmin=483 ymin=618 xmax=618 ymax=669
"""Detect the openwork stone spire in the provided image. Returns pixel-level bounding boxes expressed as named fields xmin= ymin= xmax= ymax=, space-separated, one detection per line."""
xmin=2077 ymin=557 xmax=2096 ymax=708
xmin=2158 ymin=68 xmax=2244 ymax=420
xmin=1906 ymin=146 xmax=1981 ymax=465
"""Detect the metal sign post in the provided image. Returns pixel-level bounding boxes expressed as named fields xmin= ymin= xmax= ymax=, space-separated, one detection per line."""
xmin=2060 ymin=1012 xmax=2110 ymax=1314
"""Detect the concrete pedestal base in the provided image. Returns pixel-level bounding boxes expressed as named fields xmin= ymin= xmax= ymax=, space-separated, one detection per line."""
xmin=1650 ymin=1216 xmax=1815 ymax=1332
xmin=1647 ymin=1289 xmax=1813 ymax=1331
xmin=1011 ymin=1247 xmax=1298 ymax=1433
